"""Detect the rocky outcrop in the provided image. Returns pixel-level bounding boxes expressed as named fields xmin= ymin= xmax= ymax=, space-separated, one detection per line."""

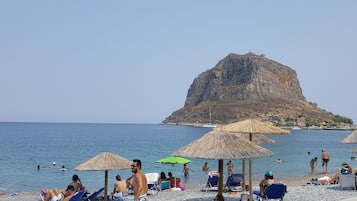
xmin=163 ymin=53 xmax=351 ymax=127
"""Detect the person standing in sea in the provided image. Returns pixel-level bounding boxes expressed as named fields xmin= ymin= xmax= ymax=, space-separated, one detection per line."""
xmin=321 ymin=149 xmax=330 ymax=173
xmin=127 ymin=159 xmax=148 ymax=201
xmin=310 ymin=157 xmax=318 ymax=176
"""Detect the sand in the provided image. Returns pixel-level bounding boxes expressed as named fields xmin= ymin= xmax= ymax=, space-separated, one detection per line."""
xmin=2 ymin=174 xmax=357 ymax=201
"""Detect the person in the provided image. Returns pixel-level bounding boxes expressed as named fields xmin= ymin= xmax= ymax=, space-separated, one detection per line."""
xmin=167 ymin=172 xmax=185 ymax=190
xmin=321 ymin=149 xmax=330 ymax=173
xmin=340 ymin=162 xmax=353 ymax=174
xmin=258 ymin=170 xmax=275 ymax=196
xmin=37 ymin=164 xmax=41 ymax=171
xmin=202 ymin=162 xmax=209 ymax=171
xmin=41 ymin=185 xmax=76 ymax=201
xmin=111 ymin=175 xmax=128 ymax=201
xmin=112 ymin=175 xmax=128 ymax=194
xmin=69 ymin=174 xmax=85 ymax=192
xmin=315 ymin=162 xmax=352 ymax=185
xmin=182 ymin=164 xmax=193 ymax=177
xmin=126 ymin=159 xmax=148 ymax=201
xmin=157 ymin=172 xmax=169 ymax=190
xmin=51 ymin=162 xmax=57 ymax=168
xmin=310 ymin=157 xmax=318 ymax=176
xmin=315 ymin=173 xmax=339 ymax=184
xmin=275 ymin=158 xmax=283 ymax=163
xmin=158 ymin=172 xmax=167 ymax=183
xmin=61 ymin=165 xmax=68 ymax=171
xmin=225 ymin=160 xmax=234 ymax=175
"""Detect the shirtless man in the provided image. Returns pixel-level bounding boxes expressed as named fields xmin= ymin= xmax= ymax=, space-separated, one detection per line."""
xmin=112 ymin=175 xmax=127 ymax=194
xmin=182 ymin=164 xmax=193 ymax=177
xmin=310 ymin=157 xmax=318 ymax=176
xmin=127 ymin=159 xmax=148 ymax=201
xmin=321 ymin=149 xmax=330 ymax=173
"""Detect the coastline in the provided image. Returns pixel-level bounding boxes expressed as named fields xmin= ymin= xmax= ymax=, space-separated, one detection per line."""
xmin=2 ymin=173 xmax=357 ymax=201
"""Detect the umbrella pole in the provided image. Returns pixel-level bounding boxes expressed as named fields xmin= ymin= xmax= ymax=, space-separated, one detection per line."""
xmin=217 ymin=159 xmax=224 ymax=201
xmin=104 ymin=170 xmax=108 ymax=201
xmin=249 ymin=159 xmax=252 ymax=201
xmin=242 ymin=159 xmax=246 ymax=190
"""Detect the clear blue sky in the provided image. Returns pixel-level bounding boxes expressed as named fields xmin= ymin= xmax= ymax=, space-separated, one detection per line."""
xmin=1 ymin=1 xmax=356 ymax=124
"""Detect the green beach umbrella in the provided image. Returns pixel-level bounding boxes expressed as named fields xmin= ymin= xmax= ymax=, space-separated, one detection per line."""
xmin=155 ymin=156 xmax=191 ymax=165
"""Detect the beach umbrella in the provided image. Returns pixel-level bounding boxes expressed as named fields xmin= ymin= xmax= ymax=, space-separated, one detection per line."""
xmin=172 ymin=129 xmax=273 ymax=201
xmin=155 ymin=156 xmax=191 ymax=165
xmin=339 ymin=130 xmax=357 ymax=144
xmin=338 ymin=130 xmax=357 ymax=154
xmin=350 ymin=147 xmax=357 ymax=153
xmin=75 ymin=152 xmax=132 ymax=201
xmin=216 ymin=118 xmax=289 ymax=199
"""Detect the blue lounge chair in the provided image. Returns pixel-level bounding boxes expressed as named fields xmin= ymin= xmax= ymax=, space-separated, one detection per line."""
xmin=226 ymin=173 xmax=243 ymax=192
xmin=83 ymin=187 xmax=104 ymax=201
xmin=40 ymin=190 xmax=86 ymax=201
xmin=70 ymin=190 xmax=86 ymax=201
xmin=255 ymin=183 xmax=286 ymax=201
xmin=202 ymin=175 xmax=219 ymax=191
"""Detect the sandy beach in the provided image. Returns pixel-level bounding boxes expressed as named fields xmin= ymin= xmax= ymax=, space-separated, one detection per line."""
xmin=2 ymin=174 xmax=357 ymax=201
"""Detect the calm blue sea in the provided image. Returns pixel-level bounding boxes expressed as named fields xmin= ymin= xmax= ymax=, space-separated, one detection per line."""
xmin=0 ymin=122 xmax=355 ymax=193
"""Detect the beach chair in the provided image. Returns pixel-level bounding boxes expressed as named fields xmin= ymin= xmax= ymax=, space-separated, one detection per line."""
xmin=40 ymin=190 xmax=86 ymax=201
xmin=70 ymin=190 xmax=87 ymax=201
xmin=145 ymin=172 xmax=159 ymax=195
xmin=202 ymin=174 xmax=219 ymax=192
xmin=226 ymin=173 xmax=243 ymax=192
xmin=339 ymin=173 xmax=356 ymax=190
xmin=83 ymin=187 xmax=104 ymax=201
xmin=255 ymin=183 xmax=286 ymax=201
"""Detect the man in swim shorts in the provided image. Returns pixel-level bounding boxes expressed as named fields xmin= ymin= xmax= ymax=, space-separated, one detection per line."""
xmin=321 ymin=149 xmax=330 ymax=173
xmin=127 ymin=159 xmax=148 ymax=201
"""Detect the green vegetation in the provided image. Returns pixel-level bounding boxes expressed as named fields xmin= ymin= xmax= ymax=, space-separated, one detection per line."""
xmin=333 ymin=115 xmax=353 ymax=124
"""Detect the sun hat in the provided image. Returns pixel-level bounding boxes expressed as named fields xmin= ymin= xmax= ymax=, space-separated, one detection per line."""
xmin=265 ymin=170 xmax=273 ymax=177
xmin=342 ymin=162 xmax=349 ymax=167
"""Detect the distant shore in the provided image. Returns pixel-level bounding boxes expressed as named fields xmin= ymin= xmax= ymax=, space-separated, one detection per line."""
xmin=162 ymin=122 xmax=356 ymax=131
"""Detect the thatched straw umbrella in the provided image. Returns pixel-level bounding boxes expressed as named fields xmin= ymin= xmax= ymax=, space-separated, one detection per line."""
xmin=172 ymin=130 xmax=273 ymax=201
xmin=339 ymin=130 xmax=357 ymax=144
xmin=216 ymin=118 xmax=289 ymax=199
xmin=339 ymin=130 xmax=357 ymax=154
xmin=75 ymin=152 xmax=132 ymax=201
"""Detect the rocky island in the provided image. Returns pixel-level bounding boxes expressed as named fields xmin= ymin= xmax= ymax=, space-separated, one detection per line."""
xmin=163 ymin=52 xmax=353 ymax=128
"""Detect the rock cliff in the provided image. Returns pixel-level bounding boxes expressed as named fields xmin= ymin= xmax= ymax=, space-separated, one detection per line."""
xmin=163 ymin=53 xmax=352 ymax=127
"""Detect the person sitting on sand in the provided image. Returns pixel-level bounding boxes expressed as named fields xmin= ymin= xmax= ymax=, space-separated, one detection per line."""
xmin=168 ymin=172 xmax=185 ymax=190
xmin=158 ymin=172 xmax=167 ymax=183
xmin=41 ymin=185 xmax=76 ymax=201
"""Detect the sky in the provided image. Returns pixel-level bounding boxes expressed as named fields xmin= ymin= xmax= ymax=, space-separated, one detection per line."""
xmin=1 ymin=1 xmax=356 ymax=124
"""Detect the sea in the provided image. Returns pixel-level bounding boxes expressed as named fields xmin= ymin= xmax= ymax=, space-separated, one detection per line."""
xmin=0 ymin=122 xmax=355 ymax=194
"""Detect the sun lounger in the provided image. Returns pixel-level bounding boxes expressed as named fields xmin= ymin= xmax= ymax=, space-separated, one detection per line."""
xmin=254 ymin=183 xmax=286 ymax=201
xmin=202 ymin=174 xmax=219 ymax=192
xmin=226 ymin=173 xmax=243 ymax=192
xmin=83 ymin=187 xmax=104 ymax=201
